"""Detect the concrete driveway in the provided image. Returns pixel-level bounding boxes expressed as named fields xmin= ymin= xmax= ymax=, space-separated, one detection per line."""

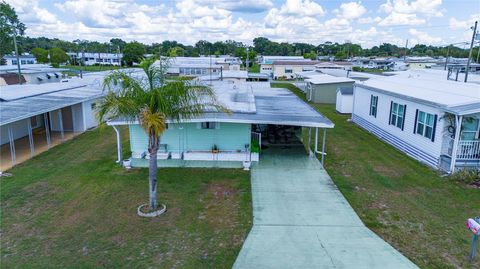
xmin=233 ymin=146 xmax=417 ymax=269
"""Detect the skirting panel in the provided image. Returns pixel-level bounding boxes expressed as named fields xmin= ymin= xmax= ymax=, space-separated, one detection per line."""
xmin=352 ymin=114 xmax=439 ymax=168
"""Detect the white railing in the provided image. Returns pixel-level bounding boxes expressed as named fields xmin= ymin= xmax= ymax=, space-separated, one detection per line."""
xmin=457 ymin=140 xmax=480 ymax=160
xmin=442 ymin=135 xmax=480 ymax=160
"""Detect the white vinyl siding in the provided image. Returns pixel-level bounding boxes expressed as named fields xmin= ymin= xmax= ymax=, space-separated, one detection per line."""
xmin=352 ymin=86 xmax=445 ymax=165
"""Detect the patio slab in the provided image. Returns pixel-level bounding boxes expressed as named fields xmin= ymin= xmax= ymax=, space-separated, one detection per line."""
xmin=233 ymin=145 xmax=418 ymax=269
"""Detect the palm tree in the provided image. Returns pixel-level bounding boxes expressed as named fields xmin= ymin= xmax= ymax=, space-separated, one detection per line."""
xmin=98 ymin=57 xmax=227 ymax=211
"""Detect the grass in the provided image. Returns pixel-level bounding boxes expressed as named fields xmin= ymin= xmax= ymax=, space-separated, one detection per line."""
xmin=61 ymin=65 xmax=125 ymax=72
xmin=272 ymin=82 xmax=480 ymax=269
xmin=248 ymin=63 xmax=260 ymax=73
xmin=0 ymin=127 xmax=252 ymax=268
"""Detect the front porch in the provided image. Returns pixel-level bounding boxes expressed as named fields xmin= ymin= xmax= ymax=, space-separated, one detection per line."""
xmin=440 ymin=135 xmax=480 ymax=172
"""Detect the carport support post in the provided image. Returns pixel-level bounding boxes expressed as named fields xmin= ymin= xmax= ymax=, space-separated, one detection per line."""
xmin=58 ymin=110 xmax=64 ymax=140
xmin=314 ymin=127 xmax=319 ymax=153
xmin=321 ymin=128 xmax=327 ymax=166
xmin=7 ymin=126 xmax=16 ymax=166
xmin=43 ymin=113 xmax=51 ymax=148
xmin=112 ymin=125 xmax=122 ymax=163
xmin=27 ymin=119 xmax=34 ymax=156
xmin=307 ymin=127 xmax=313 ymax=156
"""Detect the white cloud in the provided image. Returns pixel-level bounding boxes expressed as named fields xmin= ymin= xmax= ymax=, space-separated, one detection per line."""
xmin=358 ymin=16 xmax=382 ymax=24
xmin=409 ymin=29 xmax=442 ymax=44
xmin=196 ymin=0 xmax=274 ymax=13
xmin=378 ymin=12 xmax=425 ymax=26
xmin=379 ymin=0 xmax=443 ymax=17
xmin=55 ymin=0 xmax=165 ymax=28
xmin=278 ymin=0 xmax=325 ymax=17
xmin=8 ymin=0 xmax=57 ymax=24
xmin=449 ymin=14 xmax=479 ymax=30
xmin=338 ymin=2 xmax=366 ymax=20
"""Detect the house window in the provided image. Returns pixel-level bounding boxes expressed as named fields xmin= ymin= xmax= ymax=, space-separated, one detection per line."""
xmin=91 ymin=103 xmax=96 ymax=110
xmin=201 ymin=122 xmax=216 ymax=129
xmin=415 ymin=110 xmax=436 ymax=140
xmin=389 ymin=102 xmax=406 ymax=130
xmin=369 ymin=95 xmax=378 ymax=117
xmin=285 ymin=68 xmax=293 ymax=73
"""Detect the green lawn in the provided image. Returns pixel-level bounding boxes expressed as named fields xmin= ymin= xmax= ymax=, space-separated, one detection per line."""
xmin=1 ymin=127 xmax=252 ymax=268
xmin=272 ymin=82 xmax=480 ymax=268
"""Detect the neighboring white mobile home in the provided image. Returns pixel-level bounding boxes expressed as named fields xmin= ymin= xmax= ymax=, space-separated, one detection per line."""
xmin=352 ymin=72 xmax=480 ymax=173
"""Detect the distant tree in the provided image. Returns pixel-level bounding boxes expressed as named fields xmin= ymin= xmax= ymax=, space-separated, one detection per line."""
xmin=110 ymin=38 xmax=126 ymax=52
xmin=31 ymin=48 xmax=49 ymax=63
xmin=304 ymin=51 xmax=317 ymax=60
xmin=123 ymin=41 xmax=146 ymax=66
xmin=167 ymin=46 xmax=184 ymax=57
xmin=334 ymin=50 xmax=347 ymax=60
xmin=0 ymin=1 xmax=26 ymax=58
xmin=49 ymin=48 xmax=69 ymax=66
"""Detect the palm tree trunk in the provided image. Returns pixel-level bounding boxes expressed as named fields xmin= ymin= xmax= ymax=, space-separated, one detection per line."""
xmin=148 ymin=136 xmax=158 ymax=210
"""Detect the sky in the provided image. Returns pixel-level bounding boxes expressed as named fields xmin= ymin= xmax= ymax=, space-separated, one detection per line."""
xmin=7 ymin=0 xmax=480 ymax=48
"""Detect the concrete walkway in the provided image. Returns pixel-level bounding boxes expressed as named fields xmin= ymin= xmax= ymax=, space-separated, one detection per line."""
xmin=233 ymin=146 xmax=417 ymax=269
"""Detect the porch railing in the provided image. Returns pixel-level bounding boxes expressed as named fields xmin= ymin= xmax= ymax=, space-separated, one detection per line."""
xmin=457 ymin=140 xmax=480 ymax=160
xmin=442 ymin=135 xmax=480 ymax=160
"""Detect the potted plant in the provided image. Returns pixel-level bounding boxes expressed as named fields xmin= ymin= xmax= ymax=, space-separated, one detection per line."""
xmin=211 ymin=144 xmax=219 ymax=154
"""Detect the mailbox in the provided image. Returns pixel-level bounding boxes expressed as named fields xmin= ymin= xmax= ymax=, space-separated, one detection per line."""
xmin=467 ymin=217 xmax=480 ymax=262
xmin=467 ymin=218 xmax=480 ymax=235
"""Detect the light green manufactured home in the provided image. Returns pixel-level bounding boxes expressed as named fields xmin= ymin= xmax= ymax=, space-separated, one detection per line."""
xmin=305 ymin=75 xmax=355 ymax=104
xmin=107 ymin=82 xmax=334 ymax=168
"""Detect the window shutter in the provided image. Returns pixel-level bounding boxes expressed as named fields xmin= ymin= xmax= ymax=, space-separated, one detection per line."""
xmin=369 ymin=95 xmax=373 ymax=116
xmin=388 ymin=101 xmax=393 ymax=125
xmin=431 ymin=114 xmax=438 ymax=142
xmin=401 ymin=105 xmax=407 ymax=131
xmin=413 ymin=109 xmax=419 ymax=134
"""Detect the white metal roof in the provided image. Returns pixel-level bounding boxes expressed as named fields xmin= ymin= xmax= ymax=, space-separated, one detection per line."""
xmin=108 ymin=81 xmax=334 ymax=128
xmin=306 ymin=74 xmax=355 ymax=85
xmin=0 ymin=75 xmax=106 ymax=126
xmin=357 ymin=70 xmax=480 ymax=115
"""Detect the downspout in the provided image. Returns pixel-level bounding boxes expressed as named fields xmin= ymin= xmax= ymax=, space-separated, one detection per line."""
xmin=112 ymin=125 xmax=122 ymax=163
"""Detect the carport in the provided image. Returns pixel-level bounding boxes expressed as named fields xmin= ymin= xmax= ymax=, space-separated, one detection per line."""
xmin=0 ymin=79 xmax=104 ymax=171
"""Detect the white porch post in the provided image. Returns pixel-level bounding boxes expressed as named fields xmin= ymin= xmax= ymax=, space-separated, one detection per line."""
xmin=321 ymin=128 xmax=327 ymax=166
xmin=58 ymin=109 xmax=64 ymax=140
xmin=43 ymin=113 xmax=51 ymax=148
xmin=314 ymin=127 xmax=319 ymax=153
xmin=112 ymin=125 xmax=122 ymax=163
xmin=7 ymin=126 xmax=16 ymax=166
xmin=450 ymin=115 xmax=463 ymax=173
xmin=27 ymin=119 xmax=34 ymax=156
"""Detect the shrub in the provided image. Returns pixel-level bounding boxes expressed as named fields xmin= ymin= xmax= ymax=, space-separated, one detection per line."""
xmin=449 ymin=169 xmax=480 ymax=184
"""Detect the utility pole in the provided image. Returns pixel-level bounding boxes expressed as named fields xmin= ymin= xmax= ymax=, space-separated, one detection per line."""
xmin=246 ymin=46 xmax=249 ymax=71
xmin=404 ymin=39 xmax=408 ymax=61
xmin=465 ymin=21 xmax=478 ymax=83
